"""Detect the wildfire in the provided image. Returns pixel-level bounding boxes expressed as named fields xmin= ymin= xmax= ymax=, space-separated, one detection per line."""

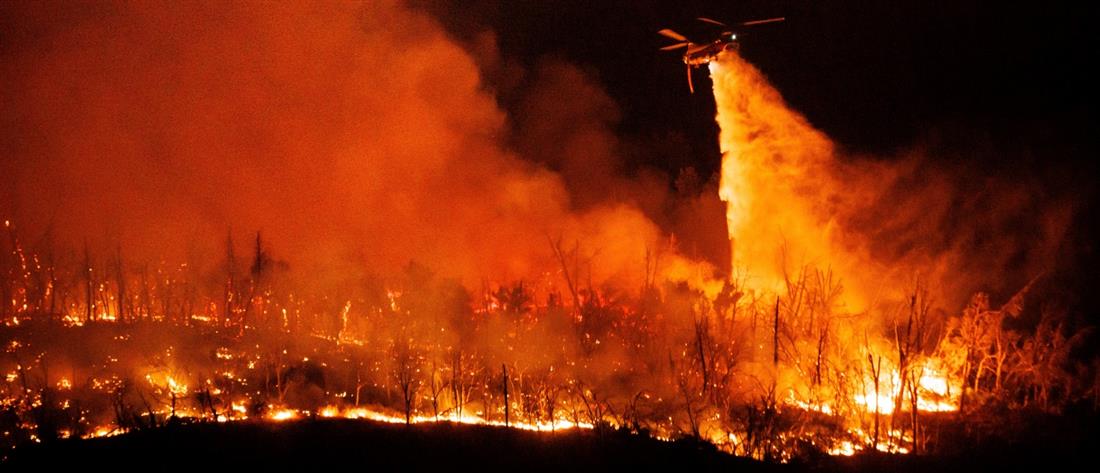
xmin=0 ymin=33 xmax=1088 ymax=468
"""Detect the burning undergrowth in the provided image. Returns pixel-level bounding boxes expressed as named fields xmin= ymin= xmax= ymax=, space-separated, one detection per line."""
xmin=0 ymin=0 xmax=1097 ymax=465
xmin=0 ymin=213 xmax=1092 ymax=462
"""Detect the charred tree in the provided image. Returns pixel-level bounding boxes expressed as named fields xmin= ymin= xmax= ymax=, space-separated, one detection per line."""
xmin=115 ymin=245 xmax=125 ymax=323
xmin=867 ymin=351 xmax=884 ymax=451
xmin=773 ymin=297 xmax=780 ymax=367
xmin=502 ymin=363 xmax=510 ymax=427
xmin=224 ymin=231 xmax=237 ymax=329
xmin=392 ymin=339 xmax=418 ymax=425
xmin=693 ymin=305 xmax=711 ymax=395
xmin=83 ymin=242 xmax=93 ymax=323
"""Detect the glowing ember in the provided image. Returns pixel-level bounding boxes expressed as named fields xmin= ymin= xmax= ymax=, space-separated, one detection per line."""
xmin=268 ymin=409 xmax=298 ymax=422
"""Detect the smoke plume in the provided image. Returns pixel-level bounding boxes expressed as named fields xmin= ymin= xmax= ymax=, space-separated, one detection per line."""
xmin=0 ymin=1 xmax=716 ymax=293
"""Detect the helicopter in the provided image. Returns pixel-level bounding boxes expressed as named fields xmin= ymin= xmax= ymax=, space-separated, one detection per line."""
xmin=659 ymin=17 xmax=785 ymax=93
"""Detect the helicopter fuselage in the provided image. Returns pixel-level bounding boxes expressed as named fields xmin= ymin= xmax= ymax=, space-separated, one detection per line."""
xmin=682 ymin=39 xmax=739 ymax=66
xmin=660 ymin=17 xmax=783 ymax=93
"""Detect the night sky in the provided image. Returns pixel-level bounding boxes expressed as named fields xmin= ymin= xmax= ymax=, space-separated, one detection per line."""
xmin=422 ymin=0 xmax=1098 ymax=171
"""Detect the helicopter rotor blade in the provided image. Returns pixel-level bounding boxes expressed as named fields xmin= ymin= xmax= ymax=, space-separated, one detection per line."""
xmin=657 ymin=28 xmax=688 ymax=42
xmin=740 ymin=17 xmax=785 ymax=26
xmin=697 ymin=17 xmax=727 ymax=27
xmin=660 ymin=42 xmax=690 ymax=51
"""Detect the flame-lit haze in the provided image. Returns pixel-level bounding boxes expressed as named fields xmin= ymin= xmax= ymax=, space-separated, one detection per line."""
xmin=0 ymin=1 xmax=716 ymax=293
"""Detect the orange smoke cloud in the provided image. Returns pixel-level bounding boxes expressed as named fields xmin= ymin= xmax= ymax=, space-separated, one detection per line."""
xmin=0 ymin=1 xmax=715 ymax=293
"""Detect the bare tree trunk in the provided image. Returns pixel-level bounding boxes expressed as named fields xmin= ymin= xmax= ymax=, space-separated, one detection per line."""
xmin=224 ymin=231 xmax=236 ymax=329
xmin=83 ymin=242 xmax=93 ymax=323
xmin=451 ymin=350 xmax=463 ymax=421
xmin=549 ymin=237 xmax=582 ymax=321
xmin=892 ymin=296 xmax=915 ymax=443
xmin=867 ymin=353 xmax=883 ymax=451
xmin=908 ymin=369 xmax=921 ymax=454
xmin=429 ymin=360 xmax=442 ymax=421
xmin=47 ymin=252 xmax=58 ymax=322
xmin=115 ymin=245 xmax=126 ymax=323
xmin=139 ymin=263 xmax=149 ymax=321
xmin=694 ymin=311 xmax=709 ymax=394
xmin=814 ymin=323 xmax=828 ymax=386
xmin=502 ymin=364 xmax=510 ymax=427
xmin=773 ymin=297 xmax=780 ymax=367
